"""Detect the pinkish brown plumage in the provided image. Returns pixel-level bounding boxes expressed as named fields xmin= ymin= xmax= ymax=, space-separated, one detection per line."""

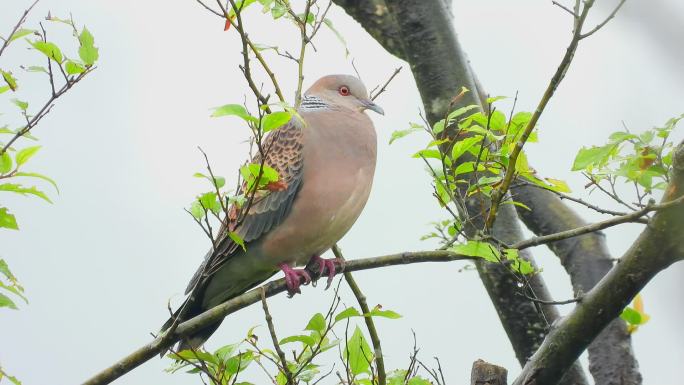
xmin=162 ymin=74 xmax=383 ymax=350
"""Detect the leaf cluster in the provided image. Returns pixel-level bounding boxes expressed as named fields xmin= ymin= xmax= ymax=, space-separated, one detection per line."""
xmin=168 ymin=300 xmax=408 ymax=385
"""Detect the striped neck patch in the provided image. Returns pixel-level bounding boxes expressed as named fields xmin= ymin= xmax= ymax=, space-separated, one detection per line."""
xmin=300 ymin=95 xmax=329 ymax=111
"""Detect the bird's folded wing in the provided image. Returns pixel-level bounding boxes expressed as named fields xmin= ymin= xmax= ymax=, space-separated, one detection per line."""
xmin=184 ymin=119 xmax=304 ymax=294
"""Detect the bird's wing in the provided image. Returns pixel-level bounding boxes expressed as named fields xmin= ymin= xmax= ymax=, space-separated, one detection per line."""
xmin=184 ymin=119 xmax=304 ymax=294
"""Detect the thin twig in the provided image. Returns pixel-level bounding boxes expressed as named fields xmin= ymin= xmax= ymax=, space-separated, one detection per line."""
xmin=370 ymin=67 xmax=402 ymax=101
xmin=552 ymin=1 xmax=579 ymax=18
xmin=485 ymin=0 xmax=600 ymax=230
xmin=516 ymin=291 xmax=582 ymax=305
xmin=510 ymin=195 xmax=684 ymax=250
xmin=260 ymin=288 xmax=294 ymax=385
xmin=0 ymin=0 xmax=39 ymax=58
xmin=580 ymin=0 xmax=627 ymax=39
xmin=332 ymin=245 xmax=386 ymax=385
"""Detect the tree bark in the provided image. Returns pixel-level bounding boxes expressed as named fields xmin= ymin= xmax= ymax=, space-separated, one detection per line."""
xmin=471 ymin=359 xmax=507 ymax=385
xmin=332 ymin=1 xmax=641 ymax=384
xmin=513 ymin=142 xmax=684 ymax=385
xmin=359 ymin=0 xmax=588 ymax=383
xmin=511 ymin=186 xmax=642 ymax=385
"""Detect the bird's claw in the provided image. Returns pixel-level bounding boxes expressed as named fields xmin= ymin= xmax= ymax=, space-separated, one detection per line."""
xmin=279 ymin=263 xmax=312 ymax=297
xmin=308 ymin=255 xmax=344 ymax=289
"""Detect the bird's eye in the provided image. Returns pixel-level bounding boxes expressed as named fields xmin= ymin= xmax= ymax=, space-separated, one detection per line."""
xmin=338 ymin=86 xmax=350 ymax=96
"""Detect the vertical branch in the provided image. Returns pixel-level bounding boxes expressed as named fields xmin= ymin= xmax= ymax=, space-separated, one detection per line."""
xmin=332 ymin=245 xmax=386 ymax=385
xmin=294 ymin=0 xmax=314 ymax=107
xmin=260 ymin=288 xmax=295 ymax=385
xmin=485 ymin=0 xmax=600 ymax=229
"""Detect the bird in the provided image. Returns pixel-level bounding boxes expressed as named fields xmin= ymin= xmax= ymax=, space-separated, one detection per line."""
xmin=161 ymin=74 xmax=384 ymax=351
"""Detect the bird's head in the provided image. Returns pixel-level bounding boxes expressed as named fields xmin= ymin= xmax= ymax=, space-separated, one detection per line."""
xmin=305 ymin=74 xmax=384 ymax=115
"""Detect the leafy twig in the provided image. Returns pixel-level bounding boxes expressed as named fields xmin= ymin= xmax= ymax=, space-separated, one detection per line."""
xmin=485 ymin=0 xmax=600 ymax=230
xmin=332 ymin=245 xmax=386 ymax=385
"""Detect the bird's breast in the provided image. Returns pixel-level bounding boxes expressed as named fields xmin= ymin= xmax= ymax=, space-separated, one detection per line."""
xmin=259 ymin=116 xmax=377 ymax=264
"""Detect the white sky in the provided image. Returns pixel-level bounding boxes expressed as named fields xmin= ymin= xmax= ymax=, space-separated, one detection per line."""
xmin=1 ymin=0 xmax=683 ymax=384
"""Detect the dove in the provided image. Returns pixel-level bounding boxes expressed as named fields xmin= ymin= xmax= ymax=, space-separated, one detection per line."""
xmin=161 ymin=74 xmax=383 ymax=350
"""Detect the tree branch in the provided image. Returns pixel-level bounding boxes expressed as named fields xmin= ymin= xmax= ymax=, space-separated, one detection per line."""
xmin=0 ymin=0 xmax=39 ymax=58
xmin=81 ymin=250 xmax=475 ymax=385
xmin=510 ymin=196 xmax=683 ymax=251
xmin=486 ymin=0 xmax=598 ymax=229
xmin=333 ymin=245 xmax=386 ymax=385
xmin=513 ymin=142 xmax=684 ymax=385
xmin=379 ymin=2 xmax=588 ymax=384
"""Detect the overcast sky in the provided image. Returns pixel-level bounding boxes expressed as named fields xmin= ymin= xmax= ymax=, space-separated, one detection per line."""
xmin=1 ymin=0 xmax=683 ymax=384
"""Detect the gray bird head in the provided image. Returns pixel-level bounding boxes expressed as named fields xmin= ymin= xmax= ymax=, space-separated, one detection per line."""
xmin=305 ymin=74 xmax=384 ymax=115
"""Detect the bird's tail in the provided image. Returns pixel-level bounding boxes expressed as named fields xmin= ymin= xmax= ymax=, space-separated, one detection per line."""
xmin=159 ymin=291 xmax=224 ymax=355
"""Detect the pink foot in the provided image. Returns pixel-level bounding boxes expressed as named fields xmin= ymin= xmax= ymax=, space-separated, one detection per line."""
xmin=307 ymin=255 xmax=344 ymax=289
xmin=279 ymin=263 xmax=312 ymax=297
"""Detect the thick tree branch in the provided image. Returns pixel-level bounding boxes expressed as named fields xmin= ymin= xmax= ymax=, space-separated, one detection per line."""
xmin=82 ymin=250 xmax=475 ymax=385
xmin=376 ymin=2 xmax=588 ymax=384
xmin=513 ymin=141 xmax=684 ymax=385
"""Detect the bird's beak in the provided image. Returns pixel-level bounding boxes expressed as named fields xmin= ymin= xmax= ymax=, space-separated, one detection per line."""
xmin=361 ymin=99 xmax=385 ymax=115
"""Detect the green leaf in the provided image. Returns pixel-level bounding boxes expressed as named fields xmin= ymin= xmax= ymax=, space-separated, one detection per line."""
xmin=240 ymin=163 xmax=279 ymax=190
xmin=432 ymin=119 xmax=446 ymax=135
xmin=323 ymin=18 xmax=349 ymax=56
xmin=30 ymin=41 xmax=63 ymax=63
xmin=0 ymin=259 xmax=16 ymax=281
xmin=9 ymin=28 xmax=35 ymax=42
xmin=228 ymin=0 xmax=259 ymax=18
xmin=620 ymin=307 xmax=642 ymax=325
xmin=189 ymin=200 xmax=205 ymax=219
xmin=12 ymin=98 xmax=28 ymax=111
xmin=65 ymin=61 xmax=86 ymax=75
xmin=271 ymin=2 xmax=287 ymax=18
xmin=193 ymin=172 xmax=226 ymax=189
xmin=504 ymin=249 xmax=534 ymax=275
xmin=1 ymin=70 xmax=18 ymax=91
xmin=78 ymin=27 xmax=99 ymax=66
xmin=451 ymin=240 xmax=500 ymax=263
xmin=609 ymin=131 xmax=637 ymax=143
xmin=389 ymin=123 xmax=423 ymax=144
xmin=545 ymin=178 xmax=571 ymax=193
xmin=0 ymin=152 xmax=12 ymax=174
xmin=446 ymin=104 xmax=479 ymax=122
xmin=369 ymin=308 xmax=402 ymax=319
xmin=211 ymin=104 xmax=258 ymax=123
xmin=345 ymin=326 xmax=373 ymax=375
xmin=0 ymin=183 xmax=52 ymax=203
xmin=488 ymin=110 xmax=507 ymax=131
xmin=453 ymin=161 xmax=486 ymax=176
xmin=13 ymin=172 xmax=59 ymax=193
xmin=225 ymin=351 xmax=253 ymax=374
xmin=279 ymin=334 xmax=315 ymax=346
xmin=229 ymin=231 xmax=246 ymax=251
xmin=0 ymin=85 xmax=10 ymax=94
xmin=412 ymin=149 xmax=442 ymax=160
xmin=0 ymin=207 xmax=18 ymax=230
xmin=305 ymin=313 xmax=326 ymax=333
xmin=486 ymin=95 xmax=507 ymax=104
xmin=572 ymin=144 xmax=615 ymax=171
xmin=168 ymin=349 xmax=218 ymax=365
xmin=451 ymin=136 xmax=483 ymax=161
xmin=25 ymin=66 xmax=47 ymax=73
xmin=0 ymin=292 xmax=18 ymax=309
xmin=334 ymin=307 xmax=361 ymax=322
xmin=15 ymin=146 xmax=41 ymax=166
xmin=408 ymin=377 xmax=433 ymax=385
xmin=215 ymin=342 xmax=240 ymax=360
xmin=198 ymin=191 xmax=221 ymax=214
xmin=261 ymin=111 xmax=291 ymax=133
